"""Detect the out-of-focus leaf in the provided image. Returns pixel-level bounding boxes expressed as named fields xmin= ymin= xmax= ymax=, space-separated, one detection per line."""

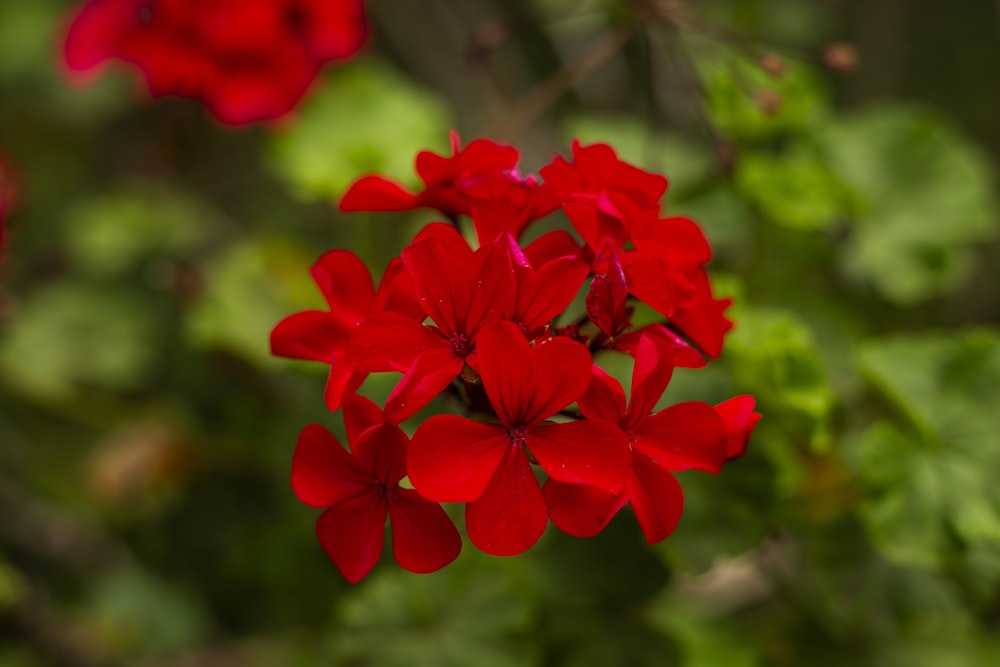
xmin=270 ymin=60 xmax=450 ymax=201
xmin=823 ymin=106 xmax=999 ymax=304
xmin=724 ymin=306 xmax=834 ymax=449
xmin=736 ymin=147 xmax=856 ymax=230
xmin=186 ymin=236 xmax=320 ymax=365
xmin=63 ymin=185 xmax=212 ymax=277
xmin=854 ymin=330 xmax=1000 ymax=569
xmin=700 ymin=56 xmax=828 ymax=142
xmin=85 ymin=566 xmax=210 ymax=660
xmin=0 ymin=284 xmax=159 ymax=397
xmin=332 ymin=566 xmax=535 ymax=667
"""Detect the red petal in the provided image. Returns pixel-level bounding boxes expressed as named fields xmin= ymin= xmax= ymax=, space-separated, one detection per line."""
xmin=291 ymin=424 xmax=369 ymax=508
xmin=372 ymin=258 xmax=425 ymax=321
xmin=669 ymin=271 xmax=733 ymax=359
xmin=350 ymin=423 xmax=409 ymax=487
xmin=294 ymin=0 xmax=368 ymax=62
xmin=634 ymin=402 xmax=727 ymax=474
xmin=631 ymin=216 xmax=712 ymax=270
xmin=310 ymin=250 xmax=374 ymax=324
xmin=477 ymin=322 xmax=592 ymax=427
xmin=408 ymin=415 xmax=508 ymax=503
xmin=323 ymin=359 xmax=365 ymax=412
xmin=629 ymin=455 xmax=684 ymax=544
xmin=315 ymin=494 xmax=386 ymax=583
xmin=346 ymin=313 xmax=448 ymax=373
xmin=339 ymin=175 xmax=418 ymax=211
xmin=63 ymin=0 xmax=142 ymax=72
xmin=624 ymin=334 xmax=675 ymax=429
xmin=389 ymin=489 xmax=462 ymax=573
xmin=465 ymin=446 xmax=548 ymax=556
xmin=270 ymin=310 xmax=346 ymax=362
xmin=342 ymin=393 xmax=384 ymax=445
xmin=545 ymin=479 xmax=628 ymax=538
xmin=715 ymin=395 xmax=761 ymax=460
xmin=529 ymin=419 xmax=630 ymax=491
xmin=516 ymin=256 xmax=589 ymax=333
xmin=577 ymin=366 xmax=627 ymax=424
xmin=383 ymin=350 xmax=464 ymax=424
xmin=524 ymin=230 xmax=583 ymax=266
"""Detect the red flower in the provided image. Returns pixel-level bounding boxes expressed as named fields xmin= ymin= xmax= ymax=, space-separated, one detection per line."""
xmin=63 ymin=0 xmax=367 ymax=125
xmin=408 ymin=321 xmax=630 ymax=556
xmin=270 ymin=249 xmax=422 ymax=411
xmin=346 ymin=233 xmax=516 ymax=423
xmin=340 ymin=132 xmax=558 ymax=244
xmin=292 ymin=395 xmax=462 ymax=582
xmin=539 ymin=141 xmax=667 ymax=255
xmin=546 ymin=334 xmax=728 ymax=544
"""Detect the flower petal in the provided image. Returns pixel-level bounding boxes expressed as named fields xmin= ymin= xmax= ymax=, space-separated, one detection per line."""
xmin=351 ymin=423 xmax=409 ymax=487
xmin=383 ymin=350 xmax=464 ymax=424
xmin=270 ymin=310 xmax=346 ymax=362
xmin=544 ymin=479 xmax=628 ymax=538
xmin=315 ymin=494 xmax=386 ymax=583
xmin=577 ymin=365 xmax=627 ymax=424
xmin=624 ymin=333 xmax=675 ymax=428
xmin=634 ymin=401 xmax=727 ymax=474
xmin=628 ymin=454 xmax=684 ymax=545
xmin=347 ymin=313 xmax=448 ymax=373
xmin=465 ymin=446 xmax=548 ymax=556
xmin=339 ymin=175 xmax=418 ymax=211
xmin=715 ymin=395 xmax=761 ymax=460
xmin=310 ymin=250 xmax=375 ymax=323
xmin=291 ymin=424 xmax=369 ymax=508
xmin=342 ymin=393 xmax=385 ymax=445
xmin=529 ymin=419 xmax=630 ymax=491
xmin=409 ymin=415 xmax=509 ymax=503
xmin=477 ymin=322 xmax=592 ymax=427
xmin=389 ymin=488 xmax=462 ymax=573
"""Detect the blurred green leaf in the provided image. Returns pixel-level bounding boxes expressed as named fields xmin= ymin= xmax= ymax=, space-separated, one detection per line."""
xmin=823 ymin=106 xmax=999 ymax=303
xmin=64 ymin=185 xmax=212 ymax=277
xmin=0 ymin=283 xmax=159 ymax=397
xmin=700 ymin=56 xmax=828 ymax=142
xmin=854 ymin=330 xmax=1000 ymax=568
xmin=186 ymin=236 xmax=320 ymax=365
xmin=270 ymin=60 xmax=450 ymax=201
xmin=86 ymin=566 xmax=210 ymax=660
xmin=332 ymin=566 xmax=535 ymax=667
xmin=736 ymin=147 xmax=856 ymax=230
xmin=724 ymin=306 xmax=835 ymax=449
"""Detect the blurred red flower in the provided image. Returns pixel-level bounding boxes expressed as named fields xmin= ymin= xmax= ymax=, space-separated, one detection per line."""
xmin=63 ymin=0 xmax=367 ymax=125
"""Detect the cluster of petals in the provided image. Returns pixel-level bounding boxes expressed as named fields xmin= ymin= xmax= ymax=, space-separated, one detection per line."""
xmin=273 ymin=134 xmax=760 ymax=581
xmin=63 ymin=0 xmax=367 ymax=124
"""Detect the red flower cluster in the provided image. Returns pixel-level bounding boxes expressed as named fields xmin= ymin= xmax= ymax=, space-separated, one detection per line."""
xmin=273 ymin=135 xmax=760 ymax=582
xmin=63 ymin=0 xmax=367 ymax=125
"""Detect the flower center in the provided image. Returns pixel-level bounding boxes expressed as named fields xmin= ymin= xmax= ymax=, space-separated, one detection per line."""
xmin=450 ymin=333 xmax=471 ymax=357
xmin=508 ymin=425 xmax=528 ymax=448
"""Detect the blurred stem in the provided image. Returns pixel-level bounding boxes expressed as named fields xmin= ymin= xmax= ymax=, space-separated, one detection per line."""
xmin=488 ymin=23 xmax=636 ymax=141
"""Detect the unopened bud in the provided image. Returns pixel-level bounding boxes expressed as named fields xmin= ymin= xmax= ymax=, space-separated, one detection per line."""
xmin=822 ymin=43 xmax=860 ymax=72
xmin=757 ymin=52 xmax=786 ymax=77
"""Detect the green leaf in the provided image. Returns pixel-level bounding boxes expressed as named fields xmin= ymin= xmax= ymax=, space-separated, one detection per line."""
xmin=823 ymin=106 xmax=1000 ymax=304
xmin=854 ymin=330 xmax=1000 ymax=568
xmin=63 ymin=184 xmax=212 ymax=277
xmin=700 ymin=55 xmax=828 ymax=142
xmin=724 ymin=306 xmax=835 ymax=449
xmin=186 ymin=236 xmax=320 ymax=365
xmin=332 ymin=567 xmax=535 ymax=667
xmin=269 ymin=60 xmax=450 ymax=201
xmin=0 ymin=283 xmax=159 ymax=397
xmin=736 ymin=147 xmax=856 ymax=230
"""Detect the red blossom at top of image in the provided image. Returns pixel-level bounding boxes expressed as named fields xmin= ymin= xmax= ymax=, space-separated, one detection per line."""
xmin=62 ymin=0 xmax=368 ymax=125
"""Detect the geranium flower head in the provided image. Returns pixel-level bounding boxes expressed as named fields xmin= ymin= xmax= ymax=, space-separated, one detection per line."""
xmin=291 ymin=395 xmax=461 ymax=583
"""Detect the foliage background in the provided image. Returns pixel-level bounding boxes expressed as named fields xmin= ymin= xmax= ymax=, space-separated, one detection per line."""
xmin=2 ymin=1 xmax=1000 ymax=665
